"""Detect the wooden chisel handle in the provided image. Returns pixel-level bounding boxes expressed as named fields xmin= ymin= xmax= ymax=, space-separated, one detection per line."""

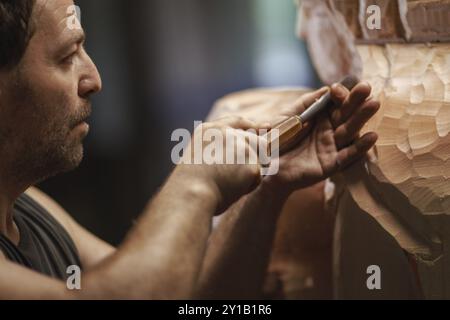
xmin=265 ymin=116 xmax=303 ymax=155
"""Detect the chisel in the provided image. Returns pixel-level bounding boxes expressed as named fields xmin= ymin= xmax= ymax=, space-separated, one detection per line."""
xmin=265 ymin=75 xmax=359 ymax=155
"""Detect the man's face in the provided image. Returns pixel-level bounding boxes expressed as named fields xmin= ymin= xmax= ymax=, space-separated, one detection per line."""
xmin=0 ymin=0 xmax=101 ymax=184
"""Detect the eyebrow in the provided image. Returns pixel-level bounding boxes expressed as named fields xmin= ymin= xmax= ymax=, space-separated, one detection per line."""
xmin=56 ymin=30 xmax=86 ymax=57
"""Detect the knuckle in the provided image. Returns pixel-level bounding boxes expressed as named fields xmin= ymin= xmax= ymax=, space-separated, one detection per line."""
xmin=199 ymin=122 xmax=210 ymax=130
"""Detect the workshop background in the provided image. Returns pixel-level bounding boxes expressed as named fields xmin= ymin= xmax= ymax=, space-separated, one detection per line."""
xmin=39 ymin=0 xmax=320 ymax=245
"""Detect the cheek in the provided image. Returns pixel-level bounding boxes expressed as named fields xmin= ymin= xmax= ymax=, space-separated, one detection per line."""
xmin=20 ymin=90 xmax=75 ymax=138
xmin=30 ymin=76 xmax=78 ymax=124
xmin=29 ymin=63 xmax=79 ymax=104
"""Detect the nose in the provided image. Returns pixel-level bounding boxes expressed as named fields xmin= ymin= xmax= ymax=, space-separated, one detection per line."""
xmin=78 ymin=52 xmax=102 ymax=99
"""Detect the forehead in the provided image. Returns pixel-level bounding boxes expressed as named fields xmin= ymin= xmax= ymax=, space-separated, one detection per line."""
xmin=33 ymin=0 xmax=78 ymax=40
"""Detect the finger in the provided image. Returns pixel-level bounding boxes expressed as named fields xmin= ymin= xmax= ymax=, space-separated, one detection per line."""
xmin=342 ymin=82 xmax=372 ymax=121
xmin=290 ymin=87 xmax=329 ymax=115
xmin=330 ymin=82 xmax=349 ymax=106
xmin=258 ymin=122 xmax=273 ymax=130
xmin=329 ymin=83 xmax=350 ymax=127
xmin=336 ymin=132 xmax=378 ymax=170
xmin=215 ymin=116 xmax=258 ymax=130
xmin=334 ymin=100 xmax=380 ymax=148
xmin=332 ymin=82 xmax=372 ymax=127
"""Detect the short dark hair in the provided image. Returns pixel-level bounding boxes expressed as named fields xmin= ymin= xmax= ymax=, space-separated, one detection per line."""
xmin=0 ymin=0 xmax=36 ymax=70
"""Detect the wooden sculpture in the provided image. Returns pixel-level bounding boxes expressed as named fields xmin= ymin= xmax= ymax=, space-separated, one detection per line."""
xmin=299 ymin=0 xmax=450 ymax=299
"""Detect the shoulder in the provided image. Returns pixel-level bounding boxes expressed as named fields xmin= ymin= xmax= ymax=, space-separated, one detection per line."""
xmin=24 ymin=187 xmax=75 ymax=237
xmin=24 ymin=187 xmax=115 ymax=268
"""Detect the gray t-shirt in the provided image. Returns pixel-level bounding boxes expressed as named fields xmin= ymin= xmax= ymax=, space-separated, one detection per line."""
xmin=0 ymin=193 xmax=82 ymax=280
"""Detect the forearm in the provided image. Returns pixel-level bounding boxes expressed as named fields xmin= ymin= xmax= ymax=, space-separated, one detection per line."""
xmin=196 ymin=181 xmax=289 ymax=299
xmin=80 ymin=167 xmax=218 ymax=299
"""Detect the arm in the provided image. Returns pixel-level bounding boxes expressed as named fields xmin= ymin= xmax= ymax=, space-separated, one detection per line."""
xmin=81 ymin=169 xmax=218 ymax=299
xmin=0 ymin=117 xmax=262 ymax=299
xmin=0 ymin=170 xmax=217 ymax=299
xmin=197 ymin=82 xmax=380 ymax=299
xmin=196 ymin=183 xmax=288 ymax=299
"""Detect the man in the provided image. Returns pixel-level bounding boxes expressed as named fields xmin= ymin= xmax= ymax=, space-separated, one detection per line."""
xmin=0 ymin=0 xmax=379 ymax=299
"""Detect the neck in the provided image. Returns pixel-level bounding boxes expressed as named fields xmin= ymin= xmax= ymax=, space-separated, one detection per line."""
xmin=0 ymin=177 xmax=29 ymax=244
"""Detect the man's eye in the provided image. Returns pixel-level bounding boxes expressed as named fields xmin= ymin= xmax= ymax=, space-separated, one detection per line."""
xmin=61 ymin=52 xmax=77 ymax=65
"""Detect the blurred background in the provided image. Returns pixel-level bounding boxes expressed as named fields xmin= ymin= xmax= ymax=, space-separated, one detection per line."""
xmin=39 ymin=0 xmax=320 ymax=245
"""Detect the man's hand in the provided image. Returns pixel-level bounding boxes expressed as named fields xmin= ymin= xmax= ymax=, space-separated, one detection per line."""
xmin=264 ymin=81 xmax=379 ymax=195
xmin=175 ymin=116 xmax=267 ymax=214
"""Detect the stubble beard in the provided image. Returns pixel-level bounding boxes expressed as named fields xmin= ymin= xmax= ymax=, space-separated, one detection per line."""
xmin=5 ymin=75 xmax=91 ymax=187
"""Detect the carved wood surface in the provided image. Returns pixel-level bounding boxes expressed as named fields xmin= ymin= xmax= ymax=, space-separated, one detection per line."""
xmin=299 ymin=0 xmax=450 ymax=298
